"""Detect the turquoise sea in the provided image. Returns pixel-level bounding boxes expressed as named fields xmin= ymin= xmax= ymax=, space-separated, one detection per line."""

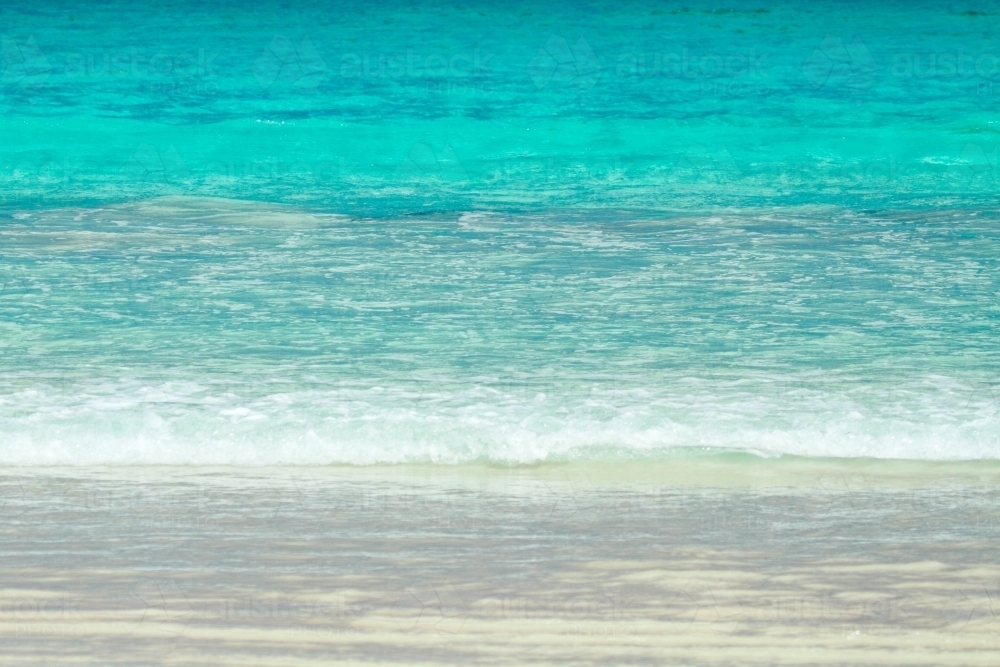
xmin=2 ymin=0 xmax=999 ymax=464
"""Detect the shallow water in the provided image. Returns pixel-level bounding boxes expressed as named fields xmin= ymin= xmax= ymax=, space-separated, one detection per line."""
xmin=2 ymin=464 xmax=999 ymax=665
xmin=3 ymin=1 xmax=1000 ymax=212
xmin=1 ymin=199 xmax=998 ymax=463
xmin=4 ymin=2 xmax=1000 ymax=464
xmin=4 ymin=3 xmax=1000 ymax=665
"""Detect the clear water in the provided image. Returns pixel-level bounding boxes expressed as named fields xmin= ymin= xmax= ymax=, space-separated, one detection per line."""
xmin=2 ymin=1 xmax=999 ymax=463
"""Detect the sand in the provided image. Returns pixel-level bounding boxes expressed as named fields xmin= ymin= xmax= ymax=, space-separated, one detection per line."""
xmin=2 ymin=460 xmax=999 ymax=665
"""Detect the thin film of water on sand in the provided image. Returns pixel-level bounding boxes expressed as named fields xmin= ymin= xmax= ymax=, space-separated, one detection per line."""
xmin=2 ymin=462 xmax=998 ymax=666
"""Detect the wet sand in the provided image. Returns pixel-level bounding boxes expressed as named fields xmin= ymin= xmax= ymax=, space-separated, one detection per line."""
xmin=2 ymin=460 xmax=999 ymax=665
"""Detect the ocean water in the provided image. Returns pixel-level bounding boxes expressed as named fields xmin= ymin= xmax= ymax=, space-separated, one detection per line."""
xmin=2 ymin=0 xmax=999 ymax=464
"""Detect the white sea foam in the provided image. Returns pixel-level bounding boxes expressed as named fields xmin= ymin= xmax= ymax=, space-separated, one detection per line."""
xmin=1 ymin=377 xmax=997 ymax=465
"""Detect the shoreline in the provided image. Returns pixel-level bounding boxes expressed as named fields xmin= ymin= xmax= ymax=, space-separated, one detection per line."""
xmin=5 ymin=455 xmax=1000 ymax=486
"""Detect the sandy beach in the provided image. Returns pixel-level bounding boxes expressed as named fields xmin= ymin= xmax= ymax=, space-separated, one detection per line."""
xmin=2 ymin=460 xmax=998 ymax=665
xmin=5 ymin=1 xmax=1000 ymax=665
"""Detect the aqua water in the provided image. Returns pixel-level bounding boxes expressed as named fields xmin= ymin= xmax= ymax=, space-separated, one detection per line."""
xmin=1 ymin=1 xmax=998 ymax=463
